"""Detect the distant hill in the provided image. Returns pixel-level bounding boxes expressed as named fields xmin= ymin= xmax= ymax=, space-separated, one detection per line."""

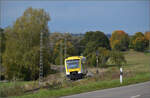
xmin=70 ymin=33 xmax=84 ymax=37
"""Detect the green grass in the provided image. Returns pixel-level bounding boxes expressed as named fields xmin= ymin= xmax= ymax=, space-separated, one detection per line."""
xmin=123 ymin=51 xmax=150 ymax=74
xmin=1 ymin=50 xmax=150 ymax=98
xmin=11 ymin=73 xmax=150 ymax=98
xmin=0 ymin=81 xmax=34 ymax=89
xmin=0 ymin=81 xmax=33 ymax=88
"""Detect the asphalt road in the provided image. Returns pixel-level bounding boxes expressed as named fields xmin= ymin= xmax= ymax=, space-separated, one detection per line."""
xmin=62 ymin=81 xmax=150 ymax=98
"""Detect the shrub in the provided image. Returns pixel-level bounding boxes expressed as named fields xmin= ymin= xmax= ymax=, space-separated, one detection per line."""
xmin=109 ymin=51 xmax=126 ymax=67
xmin=45 ymin=80 xmax=62 ymax=90
xmin=86 ymin=47 xmax=110 ymax=67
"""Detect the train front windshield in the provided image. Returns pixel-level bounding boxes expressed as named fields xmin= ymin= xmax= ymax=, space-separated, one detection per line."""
xmin=66 ymin=59 xmax=80 ymax=69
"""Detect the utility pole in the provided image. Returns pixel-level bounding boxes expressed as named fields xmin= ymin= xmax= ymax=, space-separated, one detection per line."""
xmin=96 ymin=50 xmax=99 ymax=74
xmin=0 ymin=32 xmax=1 ymax=82
xmin=39 ymin=32 xmax=43 ymax=87
xmin=60 ymin=41 xmax=63 ymax=66
xmin=59 ymin=40 xmax=64 ymax=75
xmin=79 ymin=33 xmax=81 ymax=55
xmin=64 ymin=33 xmax=67 ymax=59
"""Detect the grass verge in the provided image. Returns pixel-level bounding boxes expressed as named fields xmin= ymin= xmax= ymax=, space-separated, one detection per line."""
xmin=11 ymin=73 xmax=150 ymax=98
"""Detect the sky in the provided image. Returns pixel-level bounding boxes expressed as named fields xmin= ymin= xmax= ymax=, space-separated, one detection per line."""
xmin=0 ymin=0 xmax=150 ymax=35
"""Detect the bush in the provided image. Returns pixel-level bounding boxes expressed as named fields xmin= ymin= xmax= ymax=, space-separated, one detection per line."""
xmin=45 ymin=80 xmax=62 ymax=90
xmin=109 ymin=51 xmax=126 ymax=67
xmin=62 ymin=80 xmax=74 ymax=88
xmin=86 ymin=47 xmax=110 ymax=67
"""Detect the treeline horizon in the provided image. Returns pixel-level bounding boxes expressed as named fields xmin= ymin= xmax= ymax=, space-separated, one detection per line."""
xmin=51 ymin=31 xmax=150 ymax=37
xmin=0 ymin=7 xmax=150 ymax=81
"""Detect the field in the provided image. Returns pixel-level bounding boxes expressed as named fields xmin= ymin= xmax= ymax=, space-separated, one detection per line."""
xmin=0 ymin=50 xmax=150 ymax=98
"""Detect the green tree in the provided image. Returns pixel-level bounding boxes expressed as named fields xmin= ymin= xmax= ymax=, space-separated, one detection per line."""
xmin=0 ymin=28 xmax=5 ymax=53
xmin=53 ymin=38 xmax=75 ymax=65
xmin=130 ymin=32 xmax=147 ymax=51
xmin=3 ymin=7 xmax=51 ymax=80
xmin=82 ymin=31 xmax=110 ymax=56
xmin=49 ymin=32 xmax=77 ymax=64
xmin=109 ymin=51 xmax=126 ymax=67
xmin=49 ymin=32 xmax=63 ymax=63
xmin=0 ymin=28 xmax=5 ymax=79
xmin=65 ymin=33 xmax=83 ymax=55
xmin=110 ymin=30 xmax=129 ymax=51
xmin=97 ymin=47 xmax=110 ymax=67
xmin=86 ymin=47 xmax=110 ymax=67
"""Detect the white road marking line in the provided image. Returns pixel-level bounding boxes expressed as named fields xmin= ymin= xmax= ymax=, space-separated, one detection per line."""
xmin=130 ymin=94 xmax=141 ymax=98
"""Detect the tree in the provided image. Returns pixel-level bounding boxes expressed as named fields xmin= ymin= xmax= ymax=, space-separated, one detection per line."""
xmin=68 ymin=33 xmax=84 ymax=55
xmin=110 ymin=30 xmax=129 ymax=51
xmin=82 ymin=31 xmax=110 ymax=56
xmin=0 ymin=28 xmax=5 ymax=79
xmin=3 ymin=7 xmax=51 ymax=80
xmin=145 ymin=31 xmax=150 ymax=41
xmin=0 ymin=28 xmax=5 ymax=54
xmin=130 ymin=32 xmax=147 ymax=51
xmin=53 ymin=38 xmax=75 ymax=65
xmin=97 ymin=47 xmax=110 ymax=67
xmin=109 ymin=51 xmax=126 ymax=67
xmin=86 ymin=47 xmax=110 ymax=67
xmin=49 ymin=32 xmax=77 ymax=65
xmin=49 ymin=32 xmax=63 ymax=63
xmin=144 ymin=31 xmax=150 ymax=49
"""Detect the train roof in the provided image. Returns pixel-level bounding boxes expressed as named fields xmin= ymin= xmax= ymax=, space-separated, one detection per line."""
xmin=65 ymin=56 xmax=84 ymax=60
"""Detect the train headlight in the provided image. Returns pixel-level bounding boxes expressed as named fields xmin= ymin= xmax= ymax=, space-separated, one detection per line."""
xmin=78 ymin=71 xmax=81 ymax=74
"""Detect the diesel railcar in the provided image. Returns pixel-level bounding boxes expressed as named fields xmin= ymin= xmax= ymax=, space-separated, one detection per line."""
xmin=64 ymin=56 xmax=87 ymax=80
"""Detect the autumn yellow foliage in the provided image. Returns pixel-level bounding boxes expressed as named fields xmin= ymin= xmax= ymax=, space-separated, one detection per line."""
xmin=110 ymin=30 xmax=129 ymax=51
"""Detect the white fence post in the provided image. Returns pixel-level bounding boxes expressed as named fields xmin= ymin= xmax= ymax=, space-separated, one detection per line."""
xmin=120 ymin=67 xmax=123 ymax=84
